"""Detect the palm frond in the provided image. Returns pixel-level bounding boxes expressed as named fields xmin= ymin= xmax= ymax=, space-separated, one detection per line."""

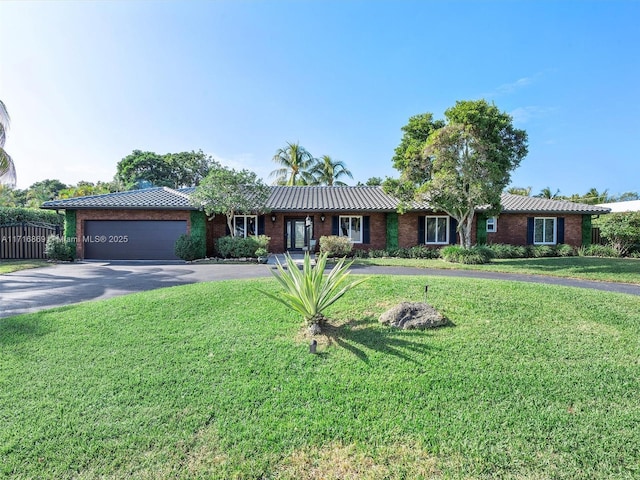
xmin=259 ymin=252 xmax=368 ymax=326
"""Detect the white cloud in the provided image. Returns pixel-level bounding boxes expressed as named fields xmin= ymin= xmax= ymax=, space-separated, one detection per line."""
xmin=510 ymin=106 xmax=557 ymax=124
xmin=483 ymin=72 xmax=545 ymax=98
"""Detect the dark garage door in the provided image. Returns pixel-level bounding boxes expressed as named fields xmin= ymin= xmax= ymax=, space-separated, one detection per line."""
xmin=84 ymin=220 xmax=187 ymax=260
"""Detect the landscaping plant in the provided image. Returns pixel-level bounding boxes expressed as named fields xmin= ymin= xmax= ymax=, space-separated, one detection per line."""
xmin=174 ymin=233 xmax=205 ymax=261
xmin=44 ymin=234 xmax=75 ymax=261
xmin=261 ymin=252 xmax=367 ymax=332
xmin=319 ymin=235 xmax=353 ymax=257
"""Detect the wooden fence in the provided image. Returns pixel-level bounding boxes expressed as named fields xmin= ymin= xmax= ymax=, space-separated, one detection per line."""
xmin=0 ymin=222 xmax=61 ymax=259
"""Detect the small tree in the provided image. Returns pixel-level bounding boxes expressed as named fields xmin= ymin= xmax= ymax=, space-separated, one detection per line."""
xmin=596 ymin=212 xmax=640 ymax=256
xmin=191 ymin=165 xmax=271 ymax=235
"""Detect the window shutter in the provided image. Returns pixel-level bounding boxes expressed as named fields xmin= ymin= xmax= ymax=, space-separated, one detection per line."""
xmin=557 ymin=217 xmax=565 ymax=244
xmin=476 ymin=214 xmax=487 ymax=245
xmin=418 ymin=216 xmax=425 ymax=244
xmin=449 ymin=217 xmax=458 ymax=245
xmin=363 ymin=216 xmax=370 ymax=244
xmin=258 ymin=216 xmax=265 ymax=235
xmin=526 ymin=217 xmax=534 ymax=245
xmin=331 ymin=216 xmax=339 ymax=235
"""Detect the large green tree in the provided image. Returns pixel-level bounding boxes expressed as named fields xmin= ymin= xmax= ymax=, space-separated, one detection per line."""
xmin=116 ymin=149 xmax=217 ymax=190
xmin=395 ymin=100 xmax=528 ymax=248
xmin=191 ymin=165 xmax=271 ymax=236
xmin=270 ymin=142 xmax=316 ymax=185
xmin=0 ymin=100 xmax=16 ymax=187
xmin=391 ymin=113 xmax=445 ymax=178
xmin=310 ymin=155 xmax=353 ymax=186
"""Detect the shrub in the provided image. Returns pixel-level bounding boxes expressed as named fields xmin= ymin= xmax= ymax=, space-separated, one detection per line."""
xmin=174 ymin=234 xmax=205 ymax=261
xmin=527 ymin=245 xmax=556 ymax=258
xmin=253 ymin=235 xmax=270 ymax=253
xmin=577 ymin=244 xmax=620 ymax=258
xmin=366 ymin=249 xmax=389 ymax=258
xmin=215 ymin=235 xmax=271 ymax=258
xmin=319 ymin=235 xmax=353 ymax=257
xmin=45 ymin=235 xmax=75 ymax=261
xmin=440 ymin=245 xmax=493 ymax=264
xmin=409 ymin=245 xmax=441 ymax=259
xmin=0 ymin=207 xmax=64 ymax=227
xmin=555 ymin=243 xmax=576 ymax=257
xmin=395 ymin=247 xmax=412 ymax=258
xmin=351 ymin=249 xmax=369 ymax=259
xmin=595 ymin=211 xmax=640 ymax=257
xmin=260 ymin=252 xmax=368 ymax=332
xmin=485 ymin=243 xmax=527 ymax=259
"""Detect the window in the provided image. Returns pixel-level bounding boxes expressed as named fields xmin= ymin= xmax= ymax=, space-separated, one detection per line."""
xmin=486 ymin=216 xmax=497 ymax=233
xmin=534 ymin=217 xmax=556 ymax=244
xmin=233 ymin=215 xmax=257 ymax=238
xmin=426 ymin=216 xmax=449 ymax=244
xmin=339 ymin=216 xmax=362 ymax=243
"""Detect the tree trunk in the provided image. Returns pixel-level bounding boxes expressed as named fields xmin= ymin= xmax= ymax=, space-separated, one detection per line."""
xmin=457 ymin=213 xmax=475 ymax=248
xmin=226 ymin=215 xmax=235 ymax=237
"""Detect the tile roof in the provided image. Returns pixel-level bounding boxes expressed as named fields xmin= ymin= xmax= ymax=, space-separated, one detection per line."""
xmin=266 ymin=186 xmax=410 ymax=211
xmin=41 ymin=186 xmax=611 ymax=215
xmin=41 ymin=187 xmax=196 ymax=210
xmin=497 ymin=193 xmax=611 ymax=214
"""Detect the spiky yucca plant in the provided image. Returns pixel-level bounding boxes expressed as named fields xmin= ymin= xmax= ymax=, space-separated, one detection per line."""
xmin=261 ymin=252 xmax=367 ymax=331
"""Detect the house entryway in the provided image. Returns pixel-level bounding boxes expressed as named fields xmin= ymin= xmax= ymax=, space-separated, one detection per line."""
xmin=285 ymin=217 xmax=314 ymax=252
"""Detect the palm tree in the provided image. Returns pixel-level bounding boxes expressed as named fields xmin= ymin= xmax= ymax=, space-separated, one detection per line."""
xmin=0 ymin=100 xmax=17 ymax=187
xmin=582 ymin=187 xmax=610 ymax=205
xmin=270 ymin=142 xmax=316 ymax=186
xmin=535 ymin=187 xmax=561 ymax=199
xmin=310 ymin=155 xmax=353 ymax=186
xmin=506 ymin=186 xmax=531 ymax=196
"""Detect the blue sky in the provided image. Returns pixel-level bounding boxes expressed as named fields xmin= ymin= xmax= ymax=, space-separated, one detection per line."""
xmin=1 ymin=0 xmax=638 ymax=198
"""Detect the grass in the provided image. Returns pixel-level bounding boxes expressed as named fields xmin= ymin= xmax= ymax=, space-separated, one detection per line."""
xmin=354 ymin=256 xmax=640 ymax=284
xmin=2 ymin=275 xmax=640 ymax=479
xmin=0 ymin=259 xmax=49 ymax=274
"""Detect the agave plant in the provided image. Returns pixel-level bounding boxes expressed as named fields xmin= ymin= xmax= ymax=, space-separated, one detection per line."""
xmin=261 ymin=252 xmax=367 ymax=331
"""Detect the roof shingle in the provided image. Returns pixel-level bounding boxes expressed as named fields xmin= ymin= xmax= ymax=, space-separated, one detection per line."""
xmin=42 ymin=187 xmax=196 ymax=210
xmin=41 ymin=186 xmax=611 ymax=215
xmin=498 ymin=194 xmax=610 ymax=214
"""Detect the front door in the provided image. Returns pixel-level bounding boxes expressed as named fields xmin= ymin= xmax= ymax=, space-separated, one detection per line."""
xmin=286 ymin=218 xmax=313 ymax=251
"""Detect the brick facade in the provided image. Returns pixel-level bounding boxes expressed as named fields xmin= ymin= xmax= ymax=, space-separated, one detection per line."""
xmin=74 ymin=209 xmax=191 ymax=259
xmin=72 ymin=209 xmax=590 ymax=259
xmin=397 ymin=211 xmax=458 ymax=249
xmin=486 ymin=213 xmax=584 ymax=247
xmin=206 ymin=212 xmax=388 ymax=254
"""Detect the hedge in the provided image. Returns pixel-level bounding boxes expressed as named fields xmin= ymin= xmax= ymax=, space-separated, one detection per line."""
xmin=0 ymin=207 xmax=64 ymax=227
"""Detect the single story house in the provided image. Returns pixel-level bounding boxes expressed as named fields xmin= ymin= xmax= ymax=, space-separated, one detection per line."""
xmin=41 ymin=186 xmax=610 ymax=260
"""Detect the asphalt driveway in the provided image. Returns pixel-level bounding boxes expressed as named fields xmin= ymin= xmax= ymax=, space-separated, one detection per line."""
xmin=1 ymin=260 xmax=639 ymax=318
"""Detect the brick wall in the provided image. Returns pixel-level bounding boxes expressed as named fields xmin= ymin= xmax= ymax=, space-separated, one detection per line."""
xmin=207 ymin=212 xmax=387 ymax=254
xmin=74 ymin=209 xmax=192 ymax=259
xmin=267 ymin=212 xmax=387 ymax=253
xmin=398 ymin=211 xmax=456 ymax=249
xmin=400 ymin=212 xmax=586 ymax=248
xmin=486 ymin=213 xmax=585 ymax=247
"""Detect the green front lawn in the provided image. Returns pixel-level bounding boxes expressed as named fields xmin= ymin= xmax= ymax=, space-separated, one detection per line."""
xmin=355 ymin=256 xmax=640 ymax=284
xmin=0 ymin=259 xmax=49 ymax=274
xmin=2 ymin=276 xmax=639 ymax=478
